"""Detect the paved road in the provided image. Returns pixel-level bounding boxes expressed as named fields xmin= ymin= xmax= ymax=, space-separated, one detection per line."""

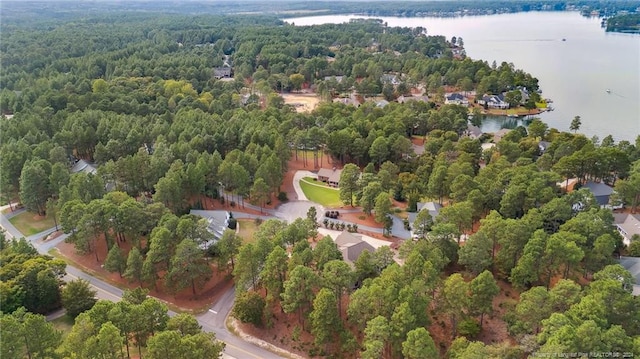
xmin=0 ymin=207 xmax=283 ymax=359
xmin=0 ymin=207 xmax=26 ymax=239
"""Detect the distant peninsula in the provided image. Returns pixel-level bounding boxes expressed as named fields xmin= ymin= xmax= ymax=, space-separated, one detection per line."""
xmin=605 ymin=13 xmax=640 ymax=33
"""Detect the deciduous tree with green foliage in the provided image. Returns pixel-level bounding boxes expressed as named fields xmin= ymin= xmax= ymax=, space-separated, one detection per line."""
xmin=217 ymin=229 xmax=242 ymax=271
xmin=233 ymin=290 xmax=265 ymax=326
xmin=61 ymin=279 xmax=97 ymax=318
xmin=167 ymin=313 xmax=202 ymax=336
xmin=312 ymin=236 xmax=343 ymax=271
xmin=19 ymin=159 xmax=51 ymax=215
xmin=1 ymin=308 xmax=62 ymax=359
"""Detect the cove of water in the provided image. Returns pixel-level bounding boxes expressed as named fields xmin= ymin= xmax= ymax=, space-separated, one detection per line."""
xmin=287 ymin=12 xmax=640 ymax=142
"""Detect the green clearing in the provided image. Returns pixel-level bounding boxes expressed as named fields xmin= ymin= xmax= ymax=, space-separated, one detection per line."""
xmin=237 ymin=219 xmax=260 ymax=243
xmin=303 ymin=176 xmax=333 ymax=188
xmin=299 ymin=179 xmax=342 ymax=207
xmin=51 ymin=315 xmax=74 ymax=335
xmin=9 ymin=211 xmax=56 ymax=236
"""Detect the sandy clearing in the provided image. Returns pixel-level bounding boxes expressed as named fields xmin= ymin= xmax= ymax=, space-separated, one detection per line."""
xmin=281 ymin=93 xmax=321 ymax=113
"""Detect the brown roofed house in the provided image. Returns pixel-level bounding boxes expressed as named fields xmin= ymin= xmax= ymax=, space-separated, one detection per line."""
xmin=317 ymin=168 xmax=342 ymax=187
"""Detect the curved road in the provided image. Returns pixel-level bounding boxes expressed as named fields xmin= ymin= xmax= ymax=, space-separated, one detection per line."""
xmin=0 ymin=206 xmax=283 ymax=359
xmin=1 ymin=169 xmax=405 ymax=359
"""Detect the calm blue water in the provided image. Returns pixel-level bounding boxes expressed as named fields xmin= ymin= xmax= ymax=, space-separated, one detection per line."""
xmin=287 ymin=12 xmax=640 ymax=142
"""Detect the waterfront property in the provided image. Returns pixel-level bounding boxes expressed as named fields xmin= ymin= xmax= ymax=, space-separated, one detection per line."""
xmin=493 ymin=128 xmax=512 ymax=143
xmin=464 ymin=124 xmax=483 ymax=139
xmin=444 ymin=92 xmax=469 ymax=106
xmin=478 ymin=94 xmax=510 ymax=109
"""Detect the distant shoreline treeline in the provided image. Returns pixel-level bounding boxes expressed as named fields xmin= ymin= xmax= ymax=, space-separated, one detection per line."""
xmin=2 ymin=1 xmax=639 ymax=21
xmin=606 ymin=13 xmax=640 ymax=33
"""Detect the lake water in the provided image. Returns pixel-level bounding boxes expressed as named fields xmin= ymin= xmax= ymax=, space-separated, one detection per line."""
xmin=287 ymin=12 xmax=640 ymax=142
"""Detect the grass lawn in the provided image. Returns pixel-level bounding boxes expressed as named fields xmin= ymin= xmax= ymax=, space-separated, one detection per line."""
xmin=51 ymin=315 xmax=74 ymax=335
xmin=299 ymin=179 xmax=343 ymax=207
xmin=536 ymin=101 xmax=548 ymax=109
xmin=237 ymin=219 xmax=260 ymax=243
xmin=303 ymin=176 xmax=334 ymax=188
xmin=9 ymin=211 xmax=56 ymax=236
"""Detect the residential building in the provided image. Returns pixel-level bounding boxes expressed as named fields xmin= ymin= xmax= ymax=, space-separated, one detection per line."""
xmin=213 ymin=66 xmax=232 ymax=79
xmin=583 ymin=181 xmax=615 ymax=207
xmin=518 ymin=87 xmax=530 ymax=103
xmin=71 ymin=159 xmax=97 ymax=175
xmin=317 ymin=168 xmax=343 ymax=187
xmin=464 ymin=124 xmax=483 ymax=139
xmin=334 ymin=231 xmax=376 ymax=265
xmin=380 ymin=74 xmax=401 ymax=86
xmin=444 ymin=93 xmax=469 ymax=106
xmin=376 ymin=99 xmax=390 ymax=108
xmin=407 ymin=202 xmax=442 ymax=238
xmin=397 ymin=95 xmax=429 ymax=104
xmin=412 ymin=143 xmax=425 ymax=156
xmin=614 ymin=213 xmax=640 ymax=246
xmin=324 ymin=75 xmax=344 ymax=83
xmin=333 ymin=93 xmax=361 ymax=107
xmin=478 ymin=94 xmax=509 ymax=109
xmin=493 ymin=128 xmax=512 ymax=143
xmin=538 ymin=141 xmax=551 ymax=153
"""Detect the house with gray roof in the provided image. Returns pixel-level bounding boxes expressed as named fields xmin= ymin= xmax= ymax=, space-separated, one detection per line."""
xmin=334 ymin=231 xmax=376 ymax=265
xmin=465 ymin=124 xmax=483 ymax=139
xmin=619 ymin=256 xmax=640 ymax=296
xmin=538 ymin=141 xmax=551 ymax=153
xmin=444 ymin=93 xmax=469 ymax=106
xmin=213 ymin=66 xmax=232 ymax=79
xmin=324 ymin=75 xmax=344 ymax=83
xmin=478 ymin=94 xmax=509 ymax=109
xmin=583 ymin=181 xmax=615 ymax=207
xmin=333 ymin=93 xmax=361 ymax=107
xmin=493 ymin=128 xmax=512 ymax=143
xmin=614 ymin=213 xmax=640 ymax=246
xmin=380 ymin=74 xmax=401 ymax=86
xmin=71 ymin=159 xmax=97 ymax=175
xmin=407 ymin=202 xmax=442 ymax=238
xmin=376 ymin=99 xmax=390 ymax=108
xmin=397 ymin=95 xmax=429 ymax=104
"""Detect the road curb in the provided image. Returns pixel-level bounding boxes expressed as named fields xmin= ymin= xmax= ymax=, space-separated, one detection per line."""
xmin=227 ymin=316 xmax=306 ymax=359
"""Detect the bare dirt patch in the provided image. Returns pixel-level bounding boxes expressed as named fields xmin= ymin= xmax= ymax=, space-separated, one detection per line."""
xmin=281 ymin=93 xmax=321 ymax=113
xmin=56 ymin=234 xmax=233 ymax=313
xmin=236 ymin=290 xmax=349 ymax=359
xmin=428 ymin=277 xmax=518 ymax=355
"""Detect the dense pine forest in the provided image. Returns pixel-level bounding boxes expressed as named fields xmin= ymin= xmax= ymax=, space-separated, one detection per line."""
xmin=1 ymin=3 xmax=640 ymax=359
